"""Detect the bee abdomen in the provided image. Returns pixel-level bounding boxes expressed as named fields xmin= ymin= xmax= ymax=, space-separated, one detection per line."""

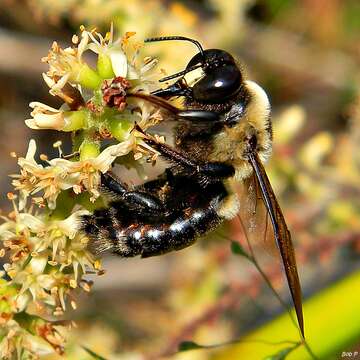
xmin=82 ymin=204 xmax=221 ymax=258
xmin=141 ymin=205 xmax=221 ymax=257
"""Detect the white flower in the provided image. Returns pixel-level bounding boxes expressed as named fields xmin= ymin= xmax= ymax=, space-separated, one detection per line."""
xmin=0 ymin=319 xmax=64 ymax=358
xmin=86 ymin=27 xmax=159 ymax=87
xmin=55 ymin=210 xmax=89 ymax=239
xmin=110 ymin=49 xmax=128 ymax=77
xmin=86 ymin=25 xmax=128 ymax=77
xmin=11 ymin=140 xmax=68 ymax=210
xmin=22 ymin=331 xmax=56 ymax=356
xmin=42 ymin=32 xmax=88 ymax=88
xmin=0 ymin=202 xmax=97 ymax=313
xmin=12 ymin=138 xmax=137 ymax=209
xmin=42 ymin=72 xmax=70 ymax=97
xmin=25 ymin=102 xmax=67 ymax=130
xmin=27 ymin=254 xmax=48 ymax=275
xmin=14 ymin=292 xmax=31 ymax=312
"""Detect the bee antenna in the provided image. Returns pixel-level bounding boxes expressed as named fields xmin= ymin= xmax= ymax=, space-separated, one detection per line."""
xmin=144 ymin=36 xmax=205 ymax=59
xmin=158 ymin=64 xmax=203 ymax=83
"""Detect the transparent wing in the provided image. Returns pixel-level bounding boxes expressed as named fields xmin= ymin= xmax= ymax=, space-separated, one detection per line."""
xmin=128 ymin=92 xmax=222 ymax=135
xmin=237 ymin=173 xmax=274 ymax=256
xmin=236 ymin=154 xmax=304 ymax=337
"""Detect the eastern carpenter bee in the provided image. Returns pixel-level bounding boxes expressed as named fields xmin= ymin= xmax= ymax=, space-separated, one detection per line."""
xmin=82 ymin=36 xmax=304 ymax=336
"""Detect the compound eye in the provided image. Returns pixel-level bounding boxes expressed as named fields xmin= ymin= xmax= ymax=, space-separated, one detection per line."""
xmin=193 ymin=65 xmax=242 ymax=103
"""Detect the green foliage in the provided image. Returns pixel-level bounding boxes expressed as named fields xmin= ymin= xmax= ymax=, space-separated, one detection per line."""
xmin=230 ymin=241 xmax=249 ymax=258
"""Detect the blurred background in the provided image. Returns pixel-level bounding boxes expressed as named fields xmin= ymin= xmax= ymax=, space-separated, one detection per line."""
xmin=1 ymin=0 xmax=360 ymax=359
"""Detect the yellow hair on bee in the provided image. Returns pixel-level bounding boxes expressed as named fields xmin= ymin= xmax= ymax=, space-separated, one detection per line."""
xmin=217 ymin=190 xmax=240 ymax=219
xmin=209 ymin=80 xmax=272 ymax=182
xmin=244 ymin=80 xmax=271 ymax=131
xmin=244 ymin=80 xmax=272 ymax=162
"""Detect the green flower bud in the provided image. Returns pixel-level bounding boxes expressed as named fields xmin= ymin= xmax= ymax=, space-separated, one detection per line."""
xmin=108 ymin=118 xmax=133 ymax=142
xmin=79 ymin=140 xmax=100 ymax=160
xmin=77 ymin=63 xmax=102 ymax=90
xmin=63 ymin=110 xmax=88 ymax=131
xmin=0 ymin=298 xmax=12 ymax=314
xmin=97 ymin=53 xmax=115 ymax=79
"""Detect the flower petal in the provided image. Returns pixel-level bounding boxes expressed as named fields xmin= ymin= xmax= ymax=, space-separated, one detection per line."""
xmin=18 ymin=214 xmax=45 ymax=232
xmin=25 ymin=139 xmax=37 ymax=161
xmin=110 ymin=50 xmax=128 ymax=77
xmin=55 ymin=210 xmax=90 ymax=239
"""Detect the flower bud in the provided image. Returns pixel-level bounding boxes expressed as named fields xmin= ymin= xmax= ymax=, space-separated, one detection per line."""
xmin=97 ymin=53 xmax=115 ymax=79
xmin=62 ymin=110 xmax=87 ymax=131
xmin=79 ymin=140 xmax=100 ymax=160
xmin=76 ymin=63 xmax=102 ymax=90
xmin=108 ymin=118 xmax=133 ymax=141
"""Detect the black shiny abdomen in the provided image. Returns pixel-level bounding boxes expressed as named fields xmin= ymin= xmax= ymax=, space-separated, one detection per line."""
xmin=129 ymin=205 xmax=219 ymax=258
xmin=82 ymin=173 xmax=227 ymax=257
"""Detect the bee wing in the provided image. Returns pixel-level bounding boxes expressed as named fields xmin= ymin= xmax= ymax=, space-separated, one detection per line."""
xmin=128 ymin=93 xmax=222 ymax=133
xmin=236 ymin=153 xmax=304 ymax=337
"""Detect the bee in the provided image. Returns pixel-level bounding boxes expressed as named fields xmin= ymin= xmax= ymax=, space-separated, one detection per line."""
xmin=82 ymin=36 xmax=304 ymax=336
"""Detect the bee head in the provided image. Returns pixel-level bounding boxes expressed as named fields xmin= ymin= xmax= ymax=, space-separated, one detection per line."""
xmin=145 ymin=36 xmax=243 ymax=104
xmin=186 ymin=49 xmax=242 ymax=104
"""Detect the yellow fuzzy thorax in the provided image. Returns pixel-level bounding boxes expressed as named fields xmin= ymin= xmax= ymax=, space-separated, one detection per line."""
xmin=209 ymin=80 xmax=272 ymax=181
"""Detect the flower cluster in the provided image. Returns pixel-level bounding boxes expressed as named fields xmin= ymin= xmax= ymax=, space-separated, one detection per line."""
xmin=0 ymin=26 xmax=164 ymax=358
xmin=0 ymin=193 xmax=87 ymax=357
xmin=11 ymin=138 xmax=137 ymax=209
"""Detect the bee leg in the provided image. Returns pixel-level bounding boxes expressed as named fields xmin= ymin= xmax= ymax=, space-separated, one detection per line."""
xmin=198 ymin=163 xmax=235 ymax=178
xmin=143 ymin=138 xmax=234 ymax=179
xmin=177 ymin=110 xmax=220 ymax=122
xmin=100 ymin=172 xmax=127 ymax=198
xmin=101 ymin=172 xmax=164 ymax=213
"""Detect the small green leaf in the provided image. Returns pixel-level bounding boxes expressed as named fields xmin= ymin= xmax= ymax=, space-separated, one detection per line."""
xmin=231 ymin=241 xmax=249 ymax=258
xmin=178 ymin=341 xmax=203 ymax=352
xmin=82 ymin=346 xmax=108 ymax=360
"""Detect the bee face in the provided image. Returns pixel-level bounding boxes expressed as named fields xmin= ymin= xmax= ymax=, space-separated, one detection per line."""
xmin=146 ymin=37 xmax=243 ymax=106
xmin=186 ymin=49 xmax=243 ymax=104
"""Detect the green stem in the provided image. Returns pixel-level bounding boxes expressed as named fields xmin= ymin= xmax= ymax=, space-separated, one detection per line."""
xmin=249 ymin=255 xmax=318 ymax=360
